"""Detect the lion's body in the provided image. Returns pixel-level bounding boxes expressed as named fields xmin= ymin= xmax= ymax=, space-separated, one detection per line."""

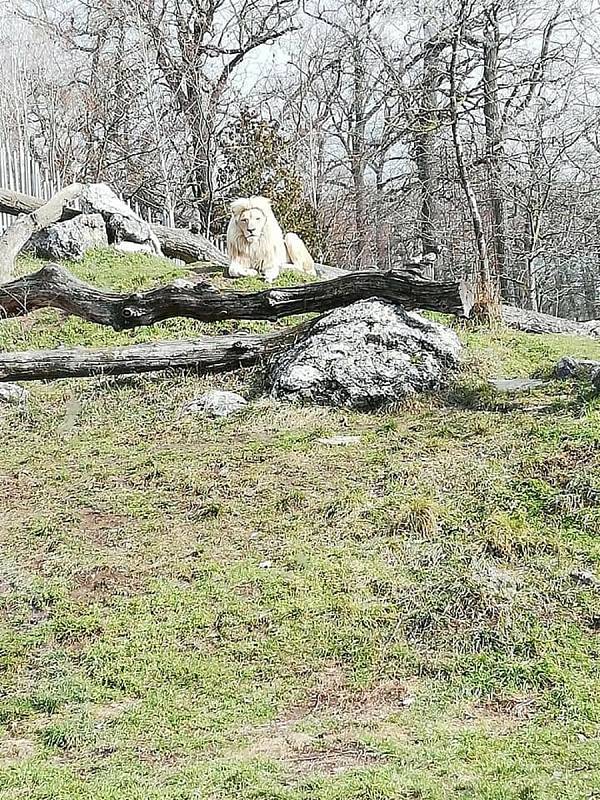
xmin=226 ymin=196 xmax=316 ymax=282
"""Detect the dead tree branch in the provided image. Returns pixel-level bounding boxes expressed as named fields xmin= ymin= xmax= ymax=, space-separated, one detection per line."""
xmin=0 ymin=264 xmax=474 ymax=330
xmin=0 ymin=328 xmax=303 ymax=382
xmin=0 ymin=184 xmax=83 ymax=282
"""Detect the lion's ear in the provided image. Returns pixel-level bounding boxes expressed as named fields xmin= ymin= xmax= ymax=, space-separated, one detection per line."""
xmin=230 ymin=198 xmax=248 ymax=216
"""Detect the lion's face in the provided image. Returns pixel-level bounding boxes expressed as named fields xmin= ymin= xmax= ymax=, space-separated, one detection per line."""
xmin=235 ymin=207 xmax=267 ymax=242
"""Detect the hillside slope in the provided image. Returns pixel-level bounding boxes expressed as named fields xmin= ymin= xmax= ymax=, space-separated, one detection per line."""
xmin=1 ymin=251 xmax=599 ymax=800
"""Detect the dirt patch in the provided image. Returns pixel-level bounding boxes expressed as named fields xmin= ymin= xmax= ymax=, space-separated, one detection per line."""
xmin=0 ymin=737 xmax=35 ymax=764
xmin=79 ymin=510 xmax=129 ymax=546
xmin=536 ymin=444 xmax=599 ymax=488
xmin=461 ymin=695 xmax=537 ymax=733
xmin=238 ymin=668 xmax=415 ymax=775
xmin=299 ymin=665 xmax=416 ymax=722
xmin=93 ymin=699 xmax=138 ymax=724
xmin=70 ymin=565 xmax=143 ymax=603
xmin=242 ymin=725 xmax=384 ymax=776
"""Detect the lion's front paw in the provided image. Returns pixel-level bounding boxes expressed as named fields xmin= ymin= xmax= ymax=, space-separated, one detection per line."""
xmin=263 ymin=267 xmax=280 ymax=284
xmin=228 ymin=261 xmax=258 ymax=278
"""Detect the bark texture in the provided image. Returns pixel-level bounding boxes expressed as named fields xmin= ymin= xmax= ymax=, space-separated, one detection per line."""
xmin=0 ymin=329 xmax=300 ymax=382
xmin=0 ymin=263 xmax=474 ymax=330
xmin=0 ymin=184 xmax=83 ymax=282
xmin=0 ymin=188 xmax=227 ymax=266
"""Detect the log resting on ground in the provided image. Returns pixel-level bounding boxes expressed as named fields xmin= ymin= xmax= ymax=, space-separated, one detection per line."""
xmin=0 ymin=184 xmax=83 ymax=282
xmin=501 ymin=305 xmax=600 ymax=339
xmin=0 ymin=187 xmax=227 ymax=266
xmin=0 ymin=328 xmax=303 ymax=382
xmin=0 ymin=263 xmax=474 ymax=330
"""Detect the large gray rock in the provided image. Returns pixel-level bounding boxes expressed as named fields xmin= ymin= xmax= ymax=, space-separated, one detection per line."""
xmin=78 ymin=184 xmax=162 ymax=256
xmin=30 ymin=214 xmax=108 ymax=262
xmin=269 ymin=299 xmax=462 ymax=409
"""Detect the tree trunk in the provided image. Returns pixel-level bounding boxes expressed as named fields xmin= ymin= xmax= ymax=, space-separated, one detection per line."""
xmin=0 ymin=328 xmax=302 ymax=382
xmin=483 ymin=6 xmax=509 ymax=301
xmin=189 ymin=109 xmax=216 ymax=235
xmin=449 ymin=13 xmax=499 ymax=318
xmin=0 ymin=184 xmax=83 ymax=283
xmin=501 ymin=305 xmax=599 ymax=338
xmin=523 ymin=211 xmax=539 ymax=312
xmin=0 ymin=264 xmax=475 ymax=329
xmin=415 ymin=26 xmax=442 ymax=278
xmin=374 ymin=161 xmax=388 ymax=269
xmin=350 ymin=36 xmax=369 ymax=267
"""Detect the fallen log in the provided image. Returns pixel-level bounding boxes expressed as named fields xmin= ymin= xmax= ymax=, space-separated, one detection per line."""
xmin=0 ymin=187 xmax=233 ymax=266
xmin=0 ymin=263 xmax=474 ymax=330
xmin=501 ymin=305 xmax=600 ymax=339
xmin=151 ymin=223 xmax=228 ymax=265
xmin=0 ymin=328 xmax=301 ymax=382
xmin=0 ymin=184 xmax=83 ymax=283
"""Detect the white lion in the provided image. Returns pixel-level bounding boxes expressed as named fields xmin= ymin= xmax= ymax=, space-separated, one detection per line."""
xmin=226 ymin=196 xmax=317 ymax=283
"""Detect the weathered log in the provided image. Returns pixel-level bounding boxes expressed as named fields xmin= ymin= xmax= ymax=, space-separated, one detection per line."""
xmin=151 ymin=223 xmax=228 ymax=265
xmin=0 ymin=263 xmax=474 ymax=330
xmin=0 ymin=184 xmax=83 ymax=283
xmin=0 ymin=187 xmax=232 ymax=267
xmin=501 ymin=305 xmax=600 ymax=339
xmin=0 ymin=328 xmax=301 ymax=382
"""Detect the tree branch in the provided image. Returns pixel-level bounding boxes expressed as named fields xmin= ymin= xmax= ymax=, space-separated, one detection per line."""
xmin=0 ymin=264 xmax=474 ymax=330
xmin=0 ymin=326 xmax=304 ymax=382
xmin=0 ymin=184 xmax=83 ymax=283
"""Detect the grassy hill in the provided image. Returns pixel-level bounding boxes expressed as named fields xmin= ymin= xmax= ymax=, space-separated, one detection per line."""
xmin=1 ymin=251 xmax=599 ymax=800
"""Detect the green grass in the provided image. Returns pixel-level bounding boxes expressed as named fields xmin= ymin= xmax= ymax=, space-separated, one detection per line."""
xmin=1 ymin=251 xmax=600 ymax=799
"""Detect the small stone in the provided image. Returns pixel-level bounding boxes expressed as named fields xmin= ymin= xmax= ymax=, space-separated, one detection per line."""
xmin=555 ymin=357 xmax=579 ymax=379
xmin=474 ymin=563 xmax=518 ymax=598
xmin=569 ymin=569 xmax=598 ymax=587
xmin=555 ymin=356 xmax=600 ymax=381
xmin=259 ymin=560 xmax=273 ymax=569
xmin=182 ymin=390 xmax=247 ymax=418
xmin=316 ymin=435 xmax=361 ymax=446
xmin=488 ymin=378 xmax=547 ymax=392
xmin=0 ymin=383 xmax=28 ymax=405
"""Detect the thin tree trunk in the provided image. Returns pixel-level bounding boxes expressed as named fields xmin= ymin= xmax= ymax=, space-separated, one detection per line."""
xmin=374 ymin=161 xmax=388 ymax=269
xmin=523 ymin=210 xmax=539 ymax=312
xmin=350 ymin=35 xmax=369 ymax=267
xmin=483 ymin=5 xmax=509 ymax=301
xmin=415 ymin=26 xmax=442 ymax=278
xmin=449 ymin=11 xmax=499 ymax=318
